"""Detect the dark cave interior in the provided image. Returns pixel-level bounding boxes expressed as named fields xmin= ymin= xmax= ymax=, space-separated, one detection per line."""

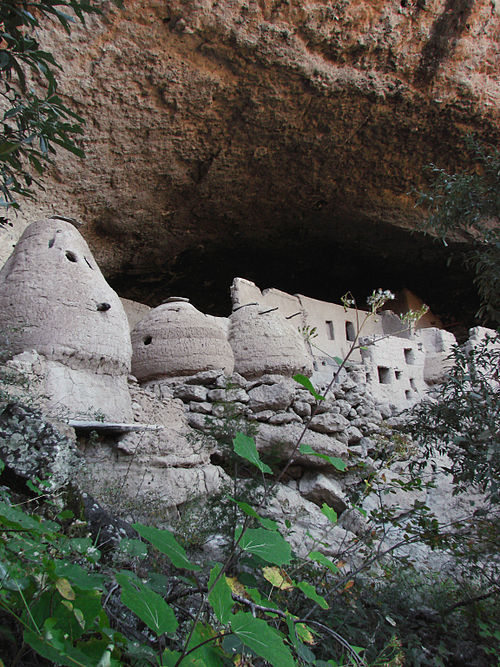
xmin=110 ymin=215 xmax=480 ymax=340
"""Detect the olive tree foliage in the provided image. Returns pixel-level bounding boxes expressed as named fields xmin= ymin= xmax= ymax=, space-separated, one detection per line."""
xmin=0 ymin=0 xmax=120 ymax=211
xmin=416 ymin=139 xmax=500 ymax=326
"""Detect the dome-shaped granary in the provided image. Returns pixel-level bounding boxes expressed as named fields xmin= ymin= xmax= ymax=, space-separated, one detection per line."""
xmin=0 ymin=217 xmax=132 ymax=419
xmin=131 ymin=298 xmax=234 ymax=381
xmin=229 ymin=304 xmax=314 ymax=379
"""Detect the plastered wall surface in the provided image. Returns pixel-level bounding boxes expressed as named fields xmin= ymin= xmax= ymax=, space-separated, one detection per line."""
xmin=131 ymin=299 xmax=235 ymax=381
xmin=0 ymin=218 xmax=132 ymax=420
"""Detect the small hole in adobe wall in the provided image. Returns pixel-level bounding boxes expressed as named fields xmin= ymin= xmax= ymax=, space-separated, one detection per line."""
xmin=143 ymin=336 xmax=152 ymax=345
xmin=378 ymin=366 xmax=392 ymax=384
xmin=345 ymin=321 xmax=356 ymax=342
xmin=65 ymin=251 xmax=78 ymax=262
xmin=48 ymin=238 xmax=55 ymax=248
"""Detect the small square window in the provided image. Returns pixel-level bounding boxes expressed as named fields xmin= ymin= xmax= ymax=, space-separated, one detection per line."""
xmin=404 ymin=348 xmax=416 ymax=365
xmin=378 ymin=366 xmax=392 ymax=384
xmin=325 ymin=321 xmax=334 ymax=340
xmin=345 ymin=321 xmax=356 ymax=341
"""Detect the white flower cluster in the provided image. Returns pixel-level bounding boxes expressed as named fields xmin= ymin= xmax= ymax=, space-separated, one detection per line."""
xmin=366 ymin=288 xmax=395 ymax=311
xmin=341 ymin=293 xmax=356 ymax=310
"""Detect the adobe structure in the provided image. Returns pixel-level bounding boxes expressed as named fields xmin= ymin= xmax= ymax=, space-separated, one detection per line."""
xmin=0 ymin=217 xmax=490 ymax=419
xmin=228 ymin=277 xmax=457 ymax=408
xmin=1 ymin=219 xmax=498 ymax=536
xmin=131 ymin=297 xmax=235 ymax=382
xmin=0 ymin=218 xmax=132 ymax=421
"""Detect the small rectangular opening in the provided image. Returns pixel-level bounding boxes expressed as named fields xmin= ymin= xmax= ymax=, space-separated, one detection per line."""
xmin=410 ymin=378 xmax=416 ymax=390
xmin=405 ymin=390 xmax=412 ymax=400
xmin=395 ymin=370 xmax=402 ymax=380
xmin=325 ymin=321 xmax=334 ymax=340
xmin=345 ymin=321 xmax=356 ymax=341
xmin=378 ymin=366 xmax=392 ymax=384
xmin=404 ymin=348 xmax=416 ymax=365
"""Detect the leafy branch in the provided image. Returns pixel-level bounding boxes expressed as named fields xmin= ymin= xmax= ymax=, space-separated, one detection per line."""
xmin=0 ymin=0 xmax=121 ymax=209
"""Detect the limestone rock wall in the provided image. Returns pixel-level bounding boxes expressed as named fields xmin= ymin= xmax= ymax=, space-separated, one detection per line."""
xmin=80 ymin=381 xmax=231 ymax=517
xmin=1 ymin=0 xmax=498 ymax=315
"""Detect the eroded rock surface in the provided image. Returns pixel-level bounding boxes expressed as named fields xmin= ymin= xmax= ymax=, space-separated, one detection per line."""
xmin=0 ymin=403 xmax=79 ymax=491
xmin=1 ymin=0 xmax=498 ymax=317
xmin=81 ymin=381 xmax=231 ymax=516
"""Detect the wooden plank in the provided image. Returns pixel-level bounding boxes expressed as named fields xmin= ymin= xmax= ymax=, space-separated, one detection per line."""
xmin=68 ymin=420 xmax=164 ymax=433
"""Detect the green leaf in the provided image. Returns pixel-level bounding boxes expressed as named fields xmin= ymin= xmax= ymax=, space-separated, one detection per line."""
xmin=76 ymin=638 xmax=121 ymax=667
xmin=295 ymin=581 xmax=329 ymax=609
xmin=116 ymin=571 xmax=178 ymax=636
xmin=60 ymin=589 xmax=104 ymax=636
xmin=233 ymin=432 xmax=272 ymax=474
xmin=186 ymin=623 xmax=223 ymax=666
xmin=235 ymin=527 xmax=291 ymax=565
xmin=320 ymin=503 xmax=338 ymax=524
xmin=118 ymin=538 xmax=148 ymax=558
xmin=333 ymin=356 xmax=343 ymax=365
xmin=147 ymin=572 xmax=170 ymax=594
xmin=24 ymin=626 xmax=91 ymax=667
xmin=208 ymin=563 xmax=233 ymax=624
xmin=232 ymin=611 xmax=296 ymax=666
xmin=54 ymin=562 xmax=105 ymax=590
xmin=308 ymin=551 xmax=339 ymax=574
xmin=228 ymin=497 xmax=279 ymax=531
xmin=162 ymin=649 xmax=207 ymax=666
xmin=132 ymin=523 xmax=201 ymax=571
xmin=298 ymin=444 xmax=347 ymax=471
xmin=293 ymin=374 xmax=325 ymax=401
xmin=285 ymin=616 xmax=316 ymax=665
xmin=0 ymin=501 xmax=59 ymax=534
xmin=0 ymin=141 xmax=21 ymax=157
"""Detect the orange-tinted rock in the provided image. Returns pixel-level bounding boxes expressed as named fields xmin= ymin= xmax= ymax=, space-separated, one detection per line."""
xmin=1 ymin=1 xmax=498 ymax=316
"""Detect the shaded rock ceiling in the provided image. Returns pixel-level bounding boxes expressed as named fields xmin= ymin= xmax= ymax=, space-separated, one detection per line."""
xmin=5 ymin=0 xmax=499 ymax=329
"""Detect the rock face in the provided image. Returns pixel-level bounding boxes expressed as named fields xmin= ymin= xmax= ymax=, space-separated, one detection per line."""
xmin=1 ymin=0 xmax=498 ymax=317
xmin=0 ymin=403 xmax=80 ymax=491
xmin=81 ymin=381 xmax=231 ymax=515
xmin=0 ymin=218 xmax=132 ymax=420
